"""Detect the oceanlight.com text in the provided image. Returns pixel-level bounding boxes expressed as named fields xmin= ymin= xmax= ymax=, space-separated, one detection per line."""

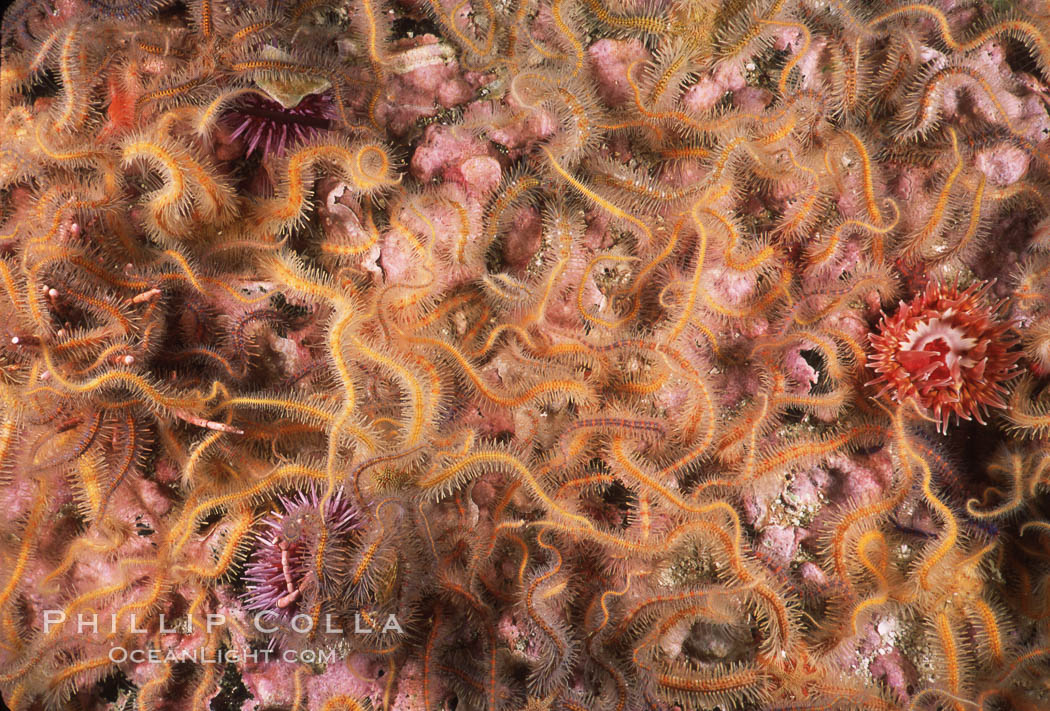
xmin=107 ymin=646 xmax=338 ymax=665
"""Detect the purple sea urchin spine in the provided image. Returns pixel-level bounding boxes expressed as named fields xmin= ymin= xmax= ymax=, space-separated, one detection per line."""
xmin=243 ymin=488 xmax=360 ymax=616
xmin=227 ymin=92 xmax=336 ymax=157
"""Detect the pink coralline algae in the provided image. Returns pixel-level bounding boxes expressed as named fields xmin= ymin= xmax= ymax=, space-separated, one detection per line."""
xmin=2 ymin=0 xmax=1050 ymax=710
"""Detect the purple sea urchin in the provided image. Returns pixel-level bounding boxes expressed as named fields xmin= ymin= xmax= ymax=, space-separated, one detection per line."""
xmin=226 ymin=91 xmax=336 ymax=158
xmin=242 ymin=488 xmax=360 ymax=616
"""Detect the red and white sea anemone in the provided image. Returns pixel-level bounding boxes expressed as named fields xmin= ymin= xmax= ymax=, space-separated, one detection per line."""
xmin=867 ymin=281 xmax=1021 ymax=432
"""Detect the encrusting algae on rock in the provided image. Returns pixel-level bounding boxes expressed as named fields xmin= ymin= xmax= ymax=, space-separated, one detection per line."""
xmin=1 ymin=0 xmax=1050 ymax=709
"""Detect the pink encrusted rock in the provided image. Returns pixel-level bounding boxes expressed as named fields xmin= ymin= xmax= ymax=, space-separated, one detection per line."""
xmin=513 ymin=109 xmax=559 ymax=150
xmin=581 ymin=211 xmax=613 ymax=250
xmin=131 ymin=475 xmax=175 ymax=518
xmin=801 ymin=453 xmax=894 ymax=551
xmin=888 ymin=164 xmax=924 ymax=201
xmin=682 ymin=63 xmax=747 ymax=113
xmin=211 ymin=119 xmax=245 ymax=162
xmin=709 ymin=266 xmax=755 ymax=304
xmin=319 ymin=179 xmax=362 ymax=230
xmin=544 ymin=282 xmax=584 ymax=330
xmin=655 ymin=380 xmax=690 ymax=414
xmin=796 ymin=37 xmax=829 ymax=92
xmin=1015 ymin=92 xmax=1050 ymax=143
xmin=828 ymin=450 xmax=895 ymax=505
xmin=501 ymin=206 xmax=543 ymax=272
xmin=784 ymin=345 xmax=819 ymax=392
xmin=387 ymin=660 xmax=433 ymax=711
xmin=755 ymin=525 xmax=798 ymax=569
xmin=452 ymin=155 xmax=503 ymax=198
xmin=0 ymin=468 xmax=43 ymax=523
xmin=798 ymin=561 xmax=830 ymax=592
xmin=718 ymin=364 xmax=763 ymax=411
xmin=970 ymin=37 xmax=1008 ymax=76
xmin=524 ymin=1 xmax=563 ymax=46
xmin=457 ymin=401 xmax=516 ymax=439
xmin=740 ymin=481 xmax=775 ymax=528
xmin=792 ymin=465 xmax=832 ymax=508
xmin=773 ymin=25 xmax=804 ymax=52
xmin=378 ymin=35 xmax=474 ymax=135
xmin=587 ymin=39 xmax=652 ymax=107
xmin=411 ymin=124 xmax=503 ymax=198
xmin=936 ymin=45 xmax=1025 ymax=127
xmin=266 ymin=332 xmax=308 ymax=379
xmin=378 ymin=182 xmax=488 ymax=289
xmin=658 ymin=620 xmax=690 ymax=658
xmin=1033 ymin=215 xmax=1050 ymax=249
xmin=896 ymin=503 xmax=939 ymax=538
xmin=804 ymin=452 xmax=894 ymax=546
xmin=317 ymin=180 xmax=385 ymax=271
xmin=294 ymin=653 xmax=383 ymax=709
xmin=733 ymin=86 xmax=773 ymax=112
xmin=681 ymin=79 xmax=725 ymax=113
xmin=660 ymin=158 xmax=706 ymax=189
xmin=471 ymin=99 xmax=558 ymax=156
xmin=498 ymin=611 xmax=525 ymax=647
xmin=379 ymin=228 xmax=418 ymax=284
xmin=153 ymin=455 xmax=181 ymax=486
xmin=470 ymin=471 xmax=502 ymax=509
xmin=869 ymin=649 xmax=919 ymax=703
xmin=856 ymin=619 xmax=919 ymax=703
xmin=740 ymin=317 xmax=769 ymax=338
xmin=411 ymin=124 xmax=487 ymax=183
xmin=975 ymin=145 xmax=1030 ymax=186
xmin=52 ymin=0 xmax=81 ymax=23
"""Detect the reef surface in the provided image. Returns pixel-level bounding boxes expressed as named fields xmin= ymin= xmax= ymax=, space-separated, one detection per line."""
xmin=1 ymin=0 xmax=1049 ymax=709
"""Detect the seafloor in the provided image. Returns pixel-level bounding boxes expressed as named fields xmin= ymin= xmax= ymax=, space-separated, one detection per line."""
xmin=0 ymin=0 xmax=1049 ymax=709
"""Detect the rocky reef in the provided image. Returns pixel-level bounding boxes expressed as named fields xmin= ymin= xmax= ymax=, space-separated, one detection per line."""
xmin=1 ymin=0 xmax=1049 ymax=709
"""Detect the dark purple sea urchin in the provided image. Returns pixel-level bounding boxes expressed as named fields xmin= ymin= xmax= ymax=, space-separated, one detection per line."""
xmin=226 ymin=91 xmax=336 ymax=158
xmin=242 ymin=488 xmax=360 ymax=616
